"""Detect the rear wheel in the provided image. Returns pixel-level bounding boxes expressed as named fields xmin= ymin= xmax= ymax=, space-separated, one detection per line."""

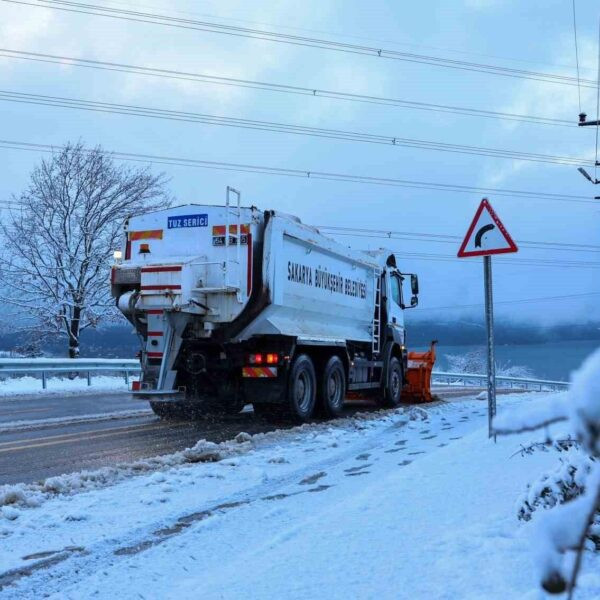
xmin=285 ymin=354 xmax=316 ymax=422
xmin=379 ymin=356 xmax=403 ymax=408
xmin=318 ymin=356 xmax=346 ymax=418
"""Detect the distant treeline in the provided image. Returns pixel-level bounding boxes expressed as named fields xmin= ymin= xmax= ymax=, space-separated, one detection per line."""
xmin=0 ymin=326 xmax=140 ymax=358
xmin=0 ymin=319 xmax=599 ymax=357
xmin=405 ymin=318 xmax=600 ymax=347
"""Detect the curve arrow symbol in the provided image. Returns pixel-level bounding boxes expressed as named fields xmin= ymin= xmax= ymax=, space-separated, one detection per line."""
xmin=474 ymin=224 xmax=495 ymax=248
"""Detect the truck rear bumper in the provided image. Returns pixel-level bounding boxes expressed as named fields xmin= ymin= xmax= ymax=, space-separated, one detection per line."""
xmin=131 ymin=389 xmax=186 ymax=402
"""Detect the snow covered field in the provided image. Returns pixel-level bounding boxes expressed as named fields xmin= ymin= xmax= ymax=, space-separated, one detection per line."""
xmin=0 ymin=375 xmax=128 ymax=397
xmin=1 ymin=392 xmax=597 ymax=599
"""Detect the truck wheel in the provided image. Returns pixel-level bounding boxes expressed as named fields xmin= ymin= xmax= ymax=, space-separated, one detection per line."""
xmin=380 ymin=356 xmax=403 ymax=408
xmin=286 ymin=354 xmax=317 ymax=422
xmin=318 ymin=356 xmax=346 ymax=418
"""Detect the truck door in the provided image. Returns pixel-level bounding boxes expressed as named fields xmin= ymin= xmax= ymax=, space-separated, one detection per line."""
xmin=386 ymin=270 xmax=405 ymax=344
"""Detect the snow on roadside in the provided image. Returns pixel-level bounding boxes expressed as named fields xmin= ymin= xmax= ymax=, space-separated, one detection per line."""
xmin=2 ymin=392 xmax=597 ymax=599
xmin=0 ymin=375 xmax=129 ymax=398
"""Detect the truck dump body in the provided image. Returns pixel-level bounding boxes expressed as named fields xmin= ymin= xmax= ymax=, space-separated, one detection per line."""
xmin=235 ymin=210 xmax=381 ymax=344
xmin=112 ymin=199 xmax=423 ymax=421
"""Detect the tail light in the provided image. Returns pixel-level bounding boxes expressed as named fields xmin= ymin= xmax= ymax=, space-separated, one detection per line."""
xmin=131 ymin=380 xmax=141 ymax=391
xmin=248 ymin=353 xmax=279 ymax=365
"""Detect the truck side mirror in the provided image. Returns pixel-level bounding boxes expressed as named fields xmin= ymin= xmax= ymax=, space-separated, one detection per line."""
xmin=411 ymin=295 xmax=418 ymax=307
xmin=411 ymin=274 xmax=419 ymax=295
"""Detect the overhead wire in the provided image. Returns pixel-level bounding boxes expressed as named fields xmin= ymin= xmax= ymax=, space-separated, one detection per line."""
xmin=0 ymin=90 xmax=593 ymax=167
xmin=390 ymin=250 xmax=600 ymax=269
xmin=5 ymin=0 xmax=599 ymax=89
xmin=413 ymin=292 xmax=600 ymax=311
xmin=595 ymin=18 xmax=600 ymax=180
xmin=0 ymin=49 xmax=577 ymax=128
xmin=317 ymin=225 xmax=600 ymax=253
xmin=0 ymin=139 xmax=597 ymax=206
xmin=98 ymin=0 xmax=598 ymax=72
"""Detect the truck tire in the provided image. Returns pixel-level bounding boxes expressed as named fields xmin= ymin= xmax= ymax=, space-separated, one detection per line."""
xmin=380 ymin=356 xmax=403 ymax=408
xmin=318 ymin=356 xmax=346 ymax=418
xmin=285 ymin=353 xmax=317 ymax=422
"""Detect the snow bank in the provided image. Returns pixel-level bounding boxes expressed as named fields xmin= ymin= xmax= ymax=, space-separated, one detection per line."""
xmin=0 ymin=375 xmax=128 ymax=397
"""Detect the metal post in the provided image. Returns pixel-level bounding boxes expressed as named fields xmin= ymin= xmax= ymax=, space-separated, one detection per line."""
xmin=125 ymin=371 xmax=129 ymax=385
xmin=225 ymin=186 xmax=230 ymax=289
xmin=483 ymin=255 xmax=496 ymax=440
xmin=226 ymin=186 xmax=242 ymax=296
xmin=42 ymin=371 xmax=47 ymax=389
xmin=87 ymin=371 xmax=92 ymax=386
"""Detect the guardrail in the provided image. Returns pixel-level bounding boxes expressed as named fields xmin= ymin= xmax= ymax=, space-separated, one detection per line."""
xmin=0 ymin=358 xmax=141 ymax=389
xmin=431 ymin=371 xmax=569 ymax=392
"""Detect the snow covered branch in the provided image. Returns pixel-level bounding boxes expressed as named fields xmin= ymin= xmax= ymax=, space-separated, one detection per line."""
xmin=495 ymin=349 xmax=600 ymax=597
xmin=0 ymin=141 xmax=171 ymax=356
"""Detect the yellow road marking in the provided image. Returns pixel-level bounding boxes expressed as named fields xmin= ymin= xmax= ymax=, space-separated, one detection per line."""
xmin=0 ymin=422 xmax=188 ymax=453
xmin=0 ymin=407 xmax=53 ymax=416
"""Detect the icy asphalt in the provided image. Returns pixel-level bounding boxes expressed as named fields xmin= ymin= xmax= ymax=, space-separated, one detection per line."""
xmin=0 ymin=386 xmax=484 ymax=485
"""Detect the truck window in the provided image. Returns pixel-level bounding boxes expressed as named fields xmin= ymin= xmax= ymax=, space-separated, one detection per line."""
xmin=391 ymin=274 xmax=402 ymax=306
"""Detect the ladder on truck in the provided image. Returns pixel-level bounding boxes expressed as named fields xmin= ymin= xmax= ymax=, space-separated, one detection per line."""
xmin=371 ymin=270 xmax=382 ymax=356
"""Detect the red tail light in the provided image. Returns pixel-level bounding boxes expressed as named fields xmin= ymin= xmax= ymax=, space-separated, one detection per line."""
xmin=248 ymin=353 xmax=278 ymax=365
xmin=131 ymin=380 xmax=141 ymax=391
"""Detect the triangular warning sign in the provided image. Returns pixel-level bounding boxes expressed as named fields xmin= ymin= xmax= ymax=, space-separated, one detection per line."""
xmin=457 ymin=199 xmax=518 ymax=258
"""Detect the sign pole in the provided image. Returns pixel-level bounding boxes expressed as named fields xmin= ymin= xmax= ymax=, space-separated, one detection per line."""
xmin=457 ymin=197 xmax=517 ymax=441
xmin=483 ymin=255 xmax=496 ymax=440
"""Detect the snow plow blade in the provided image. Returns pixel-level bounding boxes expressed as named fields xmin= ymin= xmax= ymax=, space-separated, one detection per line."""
xmin=403 ymin=341 xmax=437 ymax=403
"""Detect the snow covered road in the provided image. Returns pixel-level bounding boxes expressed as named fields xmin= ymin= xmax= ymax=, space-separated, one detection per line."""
xmin=2 ymin=392 xmax=596 ymax=599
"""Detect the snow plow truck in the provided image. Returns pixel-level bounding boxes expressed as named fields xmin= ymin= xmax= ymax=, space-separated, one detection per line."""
xmin=111 ymin=188 xmax=431 ymax=422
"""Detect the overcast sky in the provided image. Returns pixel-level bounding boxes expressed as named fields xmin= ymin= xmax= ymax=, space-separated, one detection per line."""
xmin=0 ymin=0 xmax=598 ymax=325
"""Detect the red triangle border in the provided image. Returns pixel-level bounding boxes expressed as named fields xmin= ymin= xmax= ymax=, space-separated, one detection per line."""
xmin=457 ymin=199 xmax=518 ymax=258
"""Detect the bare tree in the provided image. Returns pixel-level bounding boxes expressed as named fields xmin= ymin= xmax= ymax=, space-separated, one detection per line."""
xmin=0 ymin=141 xmax=171 ymax=357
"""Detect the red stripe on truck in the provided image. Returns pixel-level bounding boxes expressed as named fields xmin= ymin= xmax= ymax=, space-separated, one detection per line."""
xmin=146 ymin=309 xmax=163 ymax=315
xmin=147 ymin=352 xmax=163 ymax=358
xmin=147 ymin=331 xmax=164 ymax=336
xmin=141 ymin=266 xmax=182 ymax=273
xmin=141 ymin=285 xmax=182 ymax=291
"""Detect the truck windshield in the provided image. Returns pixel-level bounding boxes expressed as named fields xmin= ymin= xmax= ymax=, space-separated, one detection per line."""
xmin=391 ymin=274 xmax=402 ymax=306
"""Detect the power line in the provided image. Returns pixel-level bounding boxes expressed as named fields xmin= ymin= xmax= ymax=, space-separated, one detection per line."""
xmin=1 ymin=139 xmax=597 ymax=206
xmin=414 ymin=292 xmax=600 ymax=311
xmin=98 ymin=0 xmax=597 ymax=73
xmin=7 ymin=0 xmax=598 ymax=89
xmin=0 ymin=90 xmax=593 ymax=167
xmin=595 ymin=19 xmax=600 ymax=179
xmin=0 ymin=49 xmax=576 ymax=128
xmin=390 ymin=250 xmax=600 ymax=269
xmin=318 ymin=225 xmax=600 ymax=254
